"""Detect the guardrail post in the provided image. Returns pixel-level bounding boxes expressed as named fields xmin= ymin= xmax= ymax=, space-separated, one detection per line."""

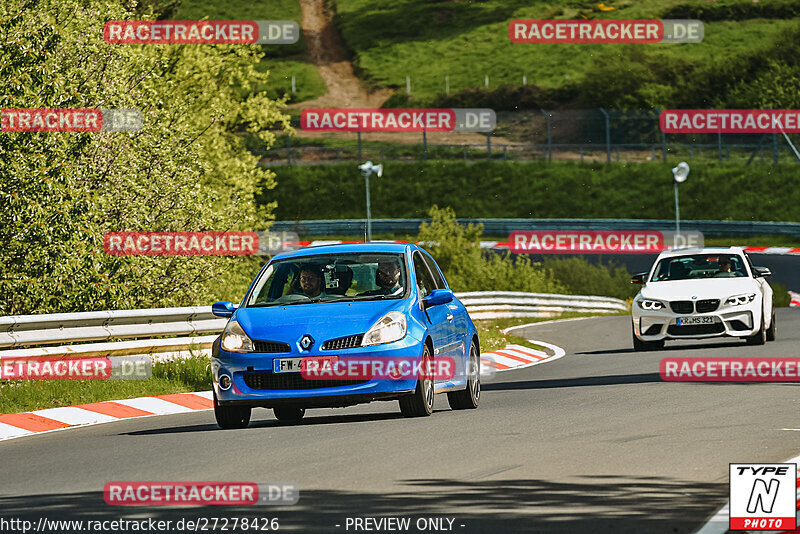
xmin=357 ymin=131 xmax=362 ymax=161
xmin=599 ymin=108 xmax=611 ymax=163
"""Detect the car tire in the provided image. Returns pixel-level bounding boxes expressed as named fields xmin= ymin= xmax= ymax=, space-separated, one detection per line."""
xmin=632 ymin=326 xmax=664 ymax=352
xmin=766 ymin=312 xmax=776 ymax=342
xmin=448 ymin=341 xmax=480 ymax=410
xmin=214 ymin=391 xmax=251 ymax=429
xmin=746 ymin=316 xmax=767 ymax=346
xmin=273 ymin=406 xmax=305 ymax=424
xmin=399 ymin=343 xmax=434 ymax=417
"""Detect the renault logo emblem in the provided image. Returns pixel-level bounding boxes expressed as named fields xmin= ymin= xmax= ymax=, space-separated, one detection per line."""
xmin=299 ymin=335 xmax=314 ymax=351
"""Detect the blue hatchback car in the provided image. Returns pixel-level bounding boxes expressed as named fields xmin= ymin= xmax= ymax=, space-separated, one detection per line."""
xmin=210 ymin=242 xmax=480 ymax=428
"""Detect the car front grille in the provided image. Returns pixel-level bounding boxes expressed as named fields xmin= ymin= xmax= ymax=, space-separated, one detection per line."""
xmin=670 ymin=301 xmax=694 ymax=314
xmin=242 ymin=371 xmax=368 ymax=390
xmin=696 ymin=299 xmax=720 ymax=313
xmin=253 ymin=340 xmax=291 ymax=353
xmin=322 ymin=334 xmax=364 ymax=350
xmin=667 ymin=323 xmax=725 ymax=336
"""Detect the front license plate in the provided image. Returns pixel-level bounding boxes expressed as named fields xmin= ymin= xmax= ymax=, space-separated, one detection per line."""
xmin=676 ymin=316 xmax=714 ymax=326
xmin=274 ymin=358 xmax=303 ymax=373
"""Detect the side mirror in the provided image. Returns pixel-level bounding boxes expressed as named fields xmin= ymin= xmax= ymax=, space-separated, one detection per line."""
xmin=754 ymin=267 xmax=772 ymax=278
xmin=422 ymin=288 xmax=454 ymax=309
xmin=212 ymin=301 xmax=237 ymax=318
xmin=631 ymin=273 xmax=647 ymax=285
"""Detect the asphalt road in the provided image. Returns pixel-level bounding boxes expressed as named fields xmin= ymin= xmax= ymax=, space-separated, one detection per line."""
xmin=2 ymin=310 xmax=800 ymax=534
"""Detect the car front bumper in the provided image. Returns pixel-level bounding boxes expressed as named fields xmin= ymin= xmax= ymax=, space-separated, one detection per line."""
xmin=211 ymin=335 xmax=424 ymax=407
xmin=632 ymin=304 xmax=762 ymax=341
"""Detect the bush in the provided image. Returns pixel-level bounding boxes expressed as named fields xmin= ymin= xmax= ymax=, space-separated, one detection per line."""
xmin=542 ymin=257 xmax=638 ymax=301
xmin=771 ymin=282 xmax=791 ymax=308
xmin=417 ymin=206 xmax=564 ymax=294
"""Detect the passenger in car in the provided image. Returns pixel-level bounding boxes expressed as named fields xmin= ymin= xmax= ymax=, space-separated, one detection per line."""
xmin=358 ymin=260 xmax=403 ymax=296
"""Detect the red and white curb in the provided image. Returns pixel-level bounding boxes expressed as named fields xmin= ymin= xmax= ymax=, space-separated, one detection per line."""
xmin=0 ymin=391 xmax=213 ymax=443
xmin=790 ymin=291 xmax=800 ymax=308
xmin=0 ymin=335 xmax=567 ymax=443
xmin=481 ymin=343 xmax=563 ymax=374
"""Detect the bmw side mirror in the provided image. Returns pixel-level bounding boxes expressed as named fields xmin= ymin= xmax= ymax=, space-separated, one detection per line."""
xmin=212 ymin=301 xmax=237 ymax=317
xmin=631 ymin=273 xmax=647 ymax=285
xmin=423 ymin=289 xmax=454 ymax=309
xmin=754 ymin=267 xmax=772 ymax=278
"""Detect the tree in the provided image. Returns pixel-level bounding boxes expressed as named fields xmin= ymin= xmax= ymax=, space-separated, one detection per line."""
xmin=0 ymin=0 xmax=291 ymax=314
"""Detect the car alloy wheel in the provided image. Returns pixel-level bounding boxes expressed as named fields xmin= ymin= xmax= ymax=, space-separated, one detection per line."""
xmin=399 ymin=343 xmax=434 ymax=417
xmin=448 ymin=341 xmax=480 ymax=410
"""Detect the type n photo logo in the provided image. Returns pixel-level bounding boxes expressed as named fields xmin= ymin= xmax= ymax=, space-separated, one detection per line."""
xmin=729 ymin=463 xmax=797 ymax=531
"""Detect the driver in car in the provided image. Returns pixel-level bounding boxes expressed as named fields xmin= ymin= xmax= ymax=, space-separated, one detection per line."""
xmin=296 ymin=265 xmax=327 ymax=298
xmin=715 ymin=258 xmax=734 ymax=277
xmin=358 ymin=260 xmax=403 ymax=296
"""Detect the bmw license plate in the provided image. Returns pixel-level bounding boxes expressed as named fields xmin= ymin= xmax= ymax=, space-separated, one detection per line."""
xmin=274 ymin=358 xmax=303 ymax=373
xmin=676 ymin=316 xmax=714 ymax=326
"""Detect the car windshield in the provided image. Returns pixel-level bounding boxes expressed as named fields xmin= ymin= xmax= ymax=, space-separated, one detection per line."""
xmin=650 ymin=254 xmax=749 ymax=281
xmin=245 ymin=252 xmax=408 ymax=307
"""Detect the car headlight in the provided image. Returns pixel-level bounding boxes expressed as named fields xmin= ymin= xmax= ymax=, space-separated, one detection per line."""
xmin=361 ymin=312 xmax=407 ymax=346
xmin=637 ymin=299 xmax=666 ymax=311
xmin=220 ymin=320 xmax=254 ymax=352
xmin=725 ymin=293 xmax=756 ymax=306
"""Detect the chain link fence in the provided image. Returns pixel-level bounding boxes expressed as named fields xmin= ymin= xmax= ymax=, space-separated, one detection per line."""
xmin=254 ymin=109 xmax=800 ymax=165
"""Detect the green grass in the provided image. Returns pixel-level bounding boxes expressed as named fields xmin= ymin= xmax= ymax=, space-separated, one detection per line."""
xmin=331 ymin=0 xmax=799 ymax=108
xmin=0 ymin=356 xmax=212 ymax=415
xmin=173 ymin=0 xmax=326 ymax=103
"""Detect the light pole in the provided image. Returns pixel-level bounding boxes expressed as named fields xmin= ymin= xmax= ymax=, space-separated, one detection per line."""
xmin=671 ymin=161 xmax=690 ymax=244
xmin=358 ymin=161 xmax=383 ymax=242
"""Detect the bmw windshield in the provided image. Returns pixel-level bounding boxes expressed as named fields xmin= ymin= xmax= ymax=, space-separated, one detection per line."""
xmin=651 ymin=254 xmax=749 ymax=282
xmin=245 ymin=253 xmax=409 ymax=306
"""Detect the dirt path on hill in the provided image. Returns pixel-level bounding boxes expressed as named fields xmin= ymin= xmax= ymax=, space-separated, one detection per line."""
xmin=290 ymin=0 xmax=512 ymax=146
xmin=291 ymin=0 xmax=392 ymax=110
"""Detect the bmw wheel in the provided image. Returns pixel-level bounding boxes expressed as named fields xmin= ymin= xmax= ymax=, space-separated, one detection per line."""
xmin=632 ymin=325 xmax=664 ymax=351
xmin=214 ymin=391 xmax=251 ymax=429
xmin=746 ymin=316 xmax=767 ymax=345
xmin=399 ymin=343 xmax=434 ymax=417
xmin=766 ymin=312 xmax=776 ymax=342
xmin=448 ymin=341 xmax=480 ymax=410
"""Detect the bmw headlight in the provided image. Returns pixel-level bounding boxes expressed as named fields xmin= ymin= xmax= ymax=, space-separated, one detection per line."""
xmin=725 ymin=293 xmax=756 ymax=306
xmin=220 ymin=320 xmax=254 ymax=352
xmin=637 ymin=299 xmax=666 ymax=311
xmin=362 ymin=312 xmax=407 ymax=346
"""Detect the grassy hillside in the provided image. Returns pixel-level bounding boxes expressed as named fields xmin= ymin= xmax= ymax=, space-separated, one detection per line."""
xmin=265 ymin=161 xmax=800 ymax=221
xmin=331 ymin=0 xmax=800 ymax=109
xmin=174 ymin=0 xmax=326 ymax=102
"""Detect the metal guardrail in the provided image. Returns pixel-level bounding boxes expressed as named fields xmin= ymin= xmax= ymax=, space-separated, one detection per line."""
xmin=0 ymin=292 xmax=627 ymax=358
xmin=270 ymin=219 xmax=800 ymax=237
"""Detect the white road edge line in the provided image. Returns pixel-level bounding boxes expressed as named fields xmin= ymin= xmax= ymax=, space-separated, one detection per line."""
xmin=693 ymin=452 xmax=800 ymax=534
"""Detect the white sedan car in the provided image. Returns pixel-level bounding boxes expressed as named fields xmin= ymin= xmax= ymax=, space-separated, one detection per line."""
xmin=631 ymin=247 xmax=775 ymax=351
